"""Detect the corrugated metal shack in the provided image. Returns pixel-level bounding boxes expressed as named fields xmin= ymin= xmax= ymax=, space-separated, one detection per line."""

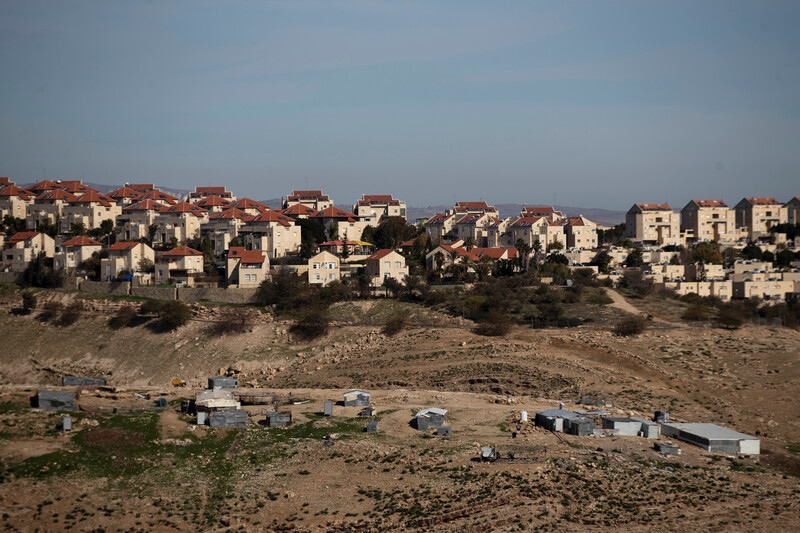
xmin=415 ymin=408 xmax=447 ymax=430
xmin=601 ymin=417 xmax=660 ymax=438
xmin=661 ymin=423 xmax=760 ymax=454
xmin=343 ymin=390 xmax=370 ymax=406
xmin=62 ymin=376 xmax=106 ymax=387
xmin=209 ymin=410 xmax=248 ymax=428
xmin=208 ymin=377 xmax=238 ymax=390
xmin=265 ymin=411 xmax=292 ymax=428
xmin=366 ymin=421 xmax=378 ymax=433
xmin=35 ymin=390 xmax=78 ymax=410
xmin=536 ymin=409 xmax=596 ymax=436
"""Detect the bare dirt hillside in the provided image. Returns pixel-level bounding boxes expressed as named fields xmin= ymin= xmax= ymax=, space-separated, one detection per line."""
xmin=1 ymin=291 xmax=799 ymax=532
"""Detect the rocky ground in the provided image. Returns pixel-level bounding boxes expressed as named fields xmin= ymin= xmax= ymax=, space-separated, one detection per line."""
xmin=0 ymin=287 xmax=799 ymax=531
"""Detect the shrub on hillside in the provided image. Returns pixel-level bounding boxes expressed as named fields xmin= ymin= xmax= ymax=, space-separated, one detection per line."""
xmin=289 ymin=307 xmax=330 ymax=341
xmin=613 ymin=316 xmax=647 ymax=336
xmin=109 ymin=305 xmax=138 ymax=329
xmin=207 ymin=307 xmax=253 ymax=336
xmin=681 ymin=304 xmax=710 ymax=322
xmin=56 ymin=301 xmax=83 ymax=326
xmin=717 ymin=304 xmax=746 ymax=329
xmin=38 ymin=301 xmax=62 ymax=323
xmin=382 ymin=312 xmax=409 ymax=336
xmin=152 ymin=301 xmax=191 ymax=332
xmin=21 ymin=291 xmax=36 ymax=314
xmin=474 ymin=309 xmax=512 ymax=337
xmin=139 ymin=300 xmax=165 ymax=316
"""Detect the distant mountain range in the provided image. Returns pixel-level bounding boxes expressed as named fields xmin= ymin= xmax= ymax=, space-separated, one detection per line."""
xmin=19 ymin=182 xmax=624 ymax=226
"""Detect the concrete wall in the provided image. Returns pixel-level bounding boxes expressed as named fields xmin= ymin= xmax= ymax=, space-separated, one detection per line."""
xmin=0 ymin=271 xmax=23 ymax=284
xmin=178 ymin=287 xmax=258 ymax=304
xmin=78 ymin=280 xmax=131 ymax=296
xmin=131 ymin=286 xmax=177 ymax=300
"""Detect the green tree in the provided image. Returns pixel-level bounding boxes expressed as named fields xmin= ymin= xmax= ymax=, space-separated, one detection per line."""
xmin=515 ymin=239 xmax=531 ymax=272
xmin=70 ymin=222 xmax=87 ymax=236
xmin=23 ymin=252 xmax=63 ymax=288
xmin=463 ymin=237 xmax=475 ymax=252
xmin=546 ymin=240 xmax=564 ymax=253
xmin=624 ymin=247 xmax=644 ymax=267
xmin=591 ymin=250 xmax=612 ymax=274
xmin=690 ymin=241 xmax=722 ymax=264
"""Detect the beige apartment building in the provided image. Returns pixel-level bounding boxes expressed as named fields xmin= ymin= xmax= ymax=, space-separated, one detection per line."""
xmin=115 ymin=199 xmax=167 ymax=242
xmin=784 ymin=197 xmax=800 ymax=225
xmin=311 ymin=206 xmax=369 ymax=242
xmin=451 ymin=201 xmax=499 ymax=217
xmin=225 ymin=247 xmax=268 ymax=288
xmin=424 ymin=213 xmax=457 ymax=243
xmin=282 ymin=190 xmax=333 ymax=211
xmin=486 ymin=218 xmax=516 ymax=248
xmin=353 ymin=194 xmax=407 ymax=223
xmin=0 ymin=186 xmax=34 ymax=219
xmin=734 ymin=197 xmax=787 ymax=240
xmin=307 ymin=251 xmax=341 ymax=286
xmin=187 ymin=186 xmax=236 ymax=203
xmin=365 ymin=249 xmax=408 ymax=286
xmin=733 ymin=280 xmax=794 ymax=301
xmin=681 ymin=199 xmax=737 ymax=242
xmin=508 ymin=216 xmax=567 ymax=250
xmin=153 ymin=202 xmax=208 ymax=245
xmin=54 ymin=236 xmax=102 ymax=274
xmin=100 ymin=242 xmax=155 ymax=280
xmin=26 ymin=189 xmax=78 ymax=231
xmin=2 ymin=232 xmax=56 ymax=272
xmin=240 ymin=210 xmax=301 ymax=258
xmin=625 ymin=203 xmax=682 ymax=246
xmin=228 ymin=198 xmax=271 ymax=216
xmin=202 ymin=208 xmax=254 ymax=254
xmin=561 ymin=216 xmax=598 ymax=249
xmin=454 ymin=213 xmax=497 ymax=247
xmin=662 ymin=281 xmax=733 ymax=300
xmin=60 ymin=191 xmax=121 ymax=233
xmin=107 ymin=185 xmax=143 ymax=206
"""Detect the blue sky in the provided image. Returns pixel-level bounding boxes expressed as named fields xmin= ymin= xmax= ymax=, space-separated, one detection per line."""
xmin=1 ymin=1 xmax=798 ymax=209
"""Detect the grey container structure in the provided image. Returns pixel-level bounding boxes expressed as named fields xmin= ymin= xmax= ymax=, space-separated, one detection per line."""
xmin=208 ymin=377 xmax=238 ymax=390
xmin=323 ymin=401 xmax=334 ymax=416
xmin=343 ymin=390 xmax=370 ymax=407
xmin=197 ymin=411 xmax=208 ymax=425
xmin=654 ymin=442 xmax=681 ymax=455
xmin=535 ymin=409 xmax=579 ymax=432
xmin=436 ymin=426 xmax=452 ymax=437
xmin=654 ymin=411 xmax=670 ymax=424
xmin=209 ymin=410 xmax=248 ymax=428
xmin=480 ymin=447 xmax=497 ymax=462
xmin=359 ymin=406 xmax=376 ymax=417
xmin=366 ymin=421 xmax=378 ymax=433
xmin=564 ymin=416 xmax=595 ymax=436
xmin=62 ymin=376 xmax=106 ymax=387
xmin=62 ymin=416 xmax=72 ymax=431
xmin=660 ymin=423 xmax=760 ymax=454
xmin=414 ymin=408 xmax=448 ymax=431
xmin=601 ymin=417 xmax=660 ymax=439
xmin=265 ymin=411 xmax=292 ymax=428
xmin=35 ymin=390 xmax=78 ymax=411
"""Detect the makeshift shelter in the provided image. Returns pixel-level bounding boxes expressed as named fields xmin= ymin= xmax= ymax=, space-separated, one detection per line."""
xmin=366 ymin=421 xmax=378 ymax=433
xmin=601 ymin=417 xmax=660 ymax=439
xmin=208 ymin=377 xmax=238 ymax=390
xmin=660 ymin=423 xmax=760 ymax=454
xmin=62 ymin=376 xmax=106 ymax=387
xmin=265 ymin=411 xmax=292 ymax=428
xmin=343 ymin=390 xmax=370 ymax=407
xmin=209 ymin=410 xmax=247 ymax=428
xmin=415 ymin=408 xmax=447 ymax=430
xmin=35 ymin=390 xmax=77 ymax=411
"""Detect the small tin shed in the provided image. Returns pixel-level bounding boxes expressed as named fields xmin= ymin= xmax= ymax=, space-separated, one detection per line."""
xmin=209 ymin=410 xmax=248 ymax=428
xmin=35 ymin=390 xmax=77 ymax=411
xmin=415 ymin=408 xmax=447 ymax=431
xmin=323 ymin=401 xmax=333 ymax=416
xmin=266 ymin=411 xmax=292 ymax=428
xmin=366 ymin=421 xmax=378 ymax=433
xmin=436 ymin=426 xmax=452 ymax=437
xmin=62 ymin=376 xmax=106 ymax=387
xmin=208 ymin=376 xmax=238 ymax=390
xmin=343 ymin=390 xmax=370 ymax=406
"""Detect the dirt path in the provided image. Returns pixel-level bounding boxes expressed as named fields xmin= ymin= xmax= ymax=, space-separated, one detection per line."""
xmin=603 ymin=288 xmax=680 ymax=327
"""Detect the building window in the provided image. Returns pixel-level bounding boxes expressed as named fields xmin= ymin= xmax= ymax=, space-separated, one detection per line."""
xmin=314 ymin=273 xmax=321 ymax=280
xmin=395 ymin=262 xmax=401 ymax=268
xmin=313 ymin=262 xmax=320 ymax=269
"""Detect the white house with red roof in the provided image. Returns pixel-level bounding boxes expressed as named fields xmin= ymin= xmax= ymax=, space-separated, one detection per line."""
xmin=423 ymin=213 xmax=457 ymax=243
xmin=240 ymin=210 xmax=301 ymax=258
xmin=153 ymin=202 xmax=208 ymax=246
xmin=54 ymin=236 xmax=102 ymax=274
xmin=193 ymin=195 xmax=233 ymax=213
xmin=116 ymin=199 xmax=167 ymax=242
xmin=734 ymin=197 xmax=788 ymax=240
xmin=100 ymin=241 xmax=155 ymax=281
xmin=202 ymin=208 xmax=254 ymax=254
xmin=155 ymin=246 xmax=205 ymax=284
xmin=520 ymin=206 xmax=565 ymax=220
xmin=454 ymin=212 xmax=498 ymax=247
xmin=450 ymin=201 xmax=499 ymax=216
xmin=140 ymin=189 xmax=180 ymax=206
xmin=280 ymin=203 xmax=319 ymax=219
xmin=107 ymin=185 xmax=143 ymax=206
xmin=0 ymin=185 xmax=34 ymax=219
xmin=681 ymin=200 xmax=737 ymax=243
xmin=228 ymin=198 xmax=270 ymax=216
xmin=2 ymin=231 xmax=56 ymax=272
xmin=625 ymin=203 xmax=683 ymax=246
xmin=560 ymin=216 xmax=598 ymax=249
xmin=26 ymin=189 xmax=79 ymax=231
xmin=60 ymin=191 xmax=121 ymax=233
xmin=282 ymin=190 xmax=333 ymax=211
xmin=307 ymin=251 xmax=340 ymax=286
xmin=187 ymin=186 xmax=236 ymax=203
xmin=365 ymin=249 xmax=408 ymax=286
xmin=311 ymin=206 xmax=369 ymax=241
xmin=352 ymin=194 xmax=407 ymax=223
xmin=225 ymin=247 xmax=269 ymax=288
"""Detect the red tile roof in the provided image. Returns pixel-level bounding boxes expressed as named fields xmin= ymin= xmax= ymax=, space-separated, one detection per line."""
xmin=510 ymin=216 xmax=545 ymax=227
xmin=129 ymin=183 xmax=155 ymax=192
xmin=108 ymin=186 xmax=144 ymax=200
xmin=425 ymin=213 xmax=452 ymax=225
xmin=7 ymin=231 xmax=40 ymax=244
xmin=28 ymin=180 xmax=61 ymax=192
xmin=71 ymin=190 xmax=113 ymax=207
xmin=743 ymin=197 xmax=780 ymax=206
xmin=35 ymin=189 xmax=80 ymax=202
xmin=691 ymin=199 xmax=728 ymax=208
xmin=635 ymin=203 xmax=672 ymax=211
xmin=473 ymin=247 xmax=518 ymax=260
xmin=230 ymin=198 xmax=270 ymax=212
xmin=455 ymin=201 xmax=493 ymax=211
xmin=61 ymin=236 xmax=102 ymax=247
xmin=123 ymin=199 xmax=167 ymax=212
xmin=195 ymin=186 xmax=228 ymax=194
xmin=108 ymin=242 xmax=141 ymax=251
xmin=163 ymin=246 xmax=203 ymax=257
xmin=281 ymin=203 xmax=319 ymax=217
xmin=288 ymin=190 xmax=329 ymax=201
xmin=160 ymin=202 xmax=208 ymax=216
xmin=209 ymin=208 xmax=254 ymax=221
xmin=195 ymin=196 xmax=232 ymax=208
xmin=0 ymin=185 xmax=34 ymax=200
xmin=227 ymin=247 xmax=266 ymax=264
xmin=249 ymin=210 xmax=294 ymax=227
xmin=357 ymin=194 xmax=400 ymax=206
xmin=141 ymin=190 xmax=180 ymax=205
xmin=312 ymin=206 xmax=358 ymax=221
xmin=366 ymin=249 xmax=395 ymax=261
